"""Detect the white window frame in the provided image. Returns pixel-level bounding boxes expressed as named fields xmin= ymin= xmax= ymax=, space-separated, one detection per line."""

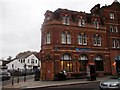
xmin=78 ymin=18 xmax=85 ymax=27
xmin=61 ymin=32 xmax=66 ymax=44
xmin=110 ymin=25 xmax=114 ymax=32
xmin=94 ymin=20 xmax=99 ymax=29
xmin=46 ymin=32 xmax=51 ymax=44
xmin=61 ymin=32 xmax=71 ymax=44
xmin=78 ymin=34 xmax=87 ymax=45
xmin=110 ymin=13 xmax=115 ymax=19
xmin=114 ymin=26 xmax=118 ymax=32
xmin=67 ymin=33 xmax=71 ymax=44
xmin=94 ymin=34 xmax=101 ymax=46
xmin=63 ymin=15 xmax=69 ymax=25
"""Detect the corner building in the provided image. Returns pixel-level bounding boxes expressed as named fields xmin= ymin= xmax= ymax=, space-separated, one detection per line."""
xmin=40 ymin=1 xmax=120 ymax=80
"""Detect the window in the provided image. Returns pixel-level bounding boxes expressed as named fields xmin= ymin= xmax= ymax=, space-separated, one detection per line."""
xmin=78 ymin=33 xmax=87 ymax=45
xmin=112 ymin=39 xmax=120 ymax=48
xmin=110 ymin=26 xmax=118 ymax=32
xmin=114 ymin=26 xmax=118 ymax=32
xmin=110 ymin=25 xmax=114 ymax=32
xmin=94 ymin=34 xmax=101 ymax=46
xmin=31 ymin=59 xmax=34 ymax=64
xmin=94 ymin=19 xmax=99 ymax=29
xmin=110 ymin=13 xmax=115 ymax=19
xmin=46 ymin=32 xmax=51 ymax=44
xmin=61 ymin=32 xmax=71 ymax=44
xmin=36 ymin=60 xmax=37 ymax=64
xmin=23 ymin=59 xmax=25 ymax=63
xmin=61 ymin=54 xmax=72 ymax=72
xmin=45 ymin=15 xmax=50 ymax=20
xmin=94 ymin=55 xmax=104 ymax=71
xmin=28 ymin=59 xmax=29 ymax=63
xmin=78 ymin=18 xmax=85 ymax=27
xmin=63 ymin=15 xmax=69 ymax=25
xmin=79 ymin=54 xmax=88 ymax=71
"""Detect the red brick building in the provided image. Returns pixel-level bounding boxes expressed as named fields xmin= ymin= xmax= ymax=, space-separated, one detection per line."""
xmin=40 ymin=0 xmax=120 ymax=80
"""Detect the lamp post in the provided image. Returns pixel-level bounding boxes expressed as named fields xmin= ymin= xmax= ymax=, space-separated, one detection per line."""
xmin=17 ymin=68 xmax=19 ymax=83
xmin=12 ymin=64 xmax=14 ymax=85
xmin=24 ymin=64 xmax=26 ymax=82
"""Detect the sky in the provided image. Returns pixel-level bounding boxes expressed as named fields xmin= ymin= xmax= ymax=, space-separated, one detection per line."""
xmin=0 ymin=0 xmax=115 ymax=59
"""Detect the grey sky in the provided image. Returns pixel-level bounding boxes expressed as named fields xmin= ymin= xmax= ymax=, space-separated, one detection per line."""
xmin=1 ymin=0 xmax=114 ymax=59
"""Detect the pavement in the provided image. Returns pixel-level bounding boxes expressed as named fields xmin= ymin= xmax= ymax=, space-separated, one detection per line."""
xmin=2 ymin=75 xmax=111 ymax=90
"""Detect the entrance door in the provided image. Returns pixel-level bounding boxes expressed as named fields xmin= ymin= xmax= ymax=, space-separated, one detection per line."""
xmin=90 ymin=65 xmax=96 ymax=80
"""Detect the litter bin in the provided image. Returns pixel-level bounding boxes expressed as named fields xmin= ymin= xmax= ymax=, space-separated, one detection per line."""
xmin=34 ymin=69 xmax=40 ymax=81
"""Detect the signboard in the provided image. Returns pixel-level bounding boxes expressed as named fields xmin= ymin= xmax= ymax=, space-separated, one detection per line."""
xmin=76 ymin=48 xmax=91 ymax=52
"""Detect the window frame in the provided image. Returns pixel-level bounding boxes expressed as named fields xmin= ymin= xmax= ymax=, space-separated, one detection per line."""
xmin=46 ymin=32 xmax=51 ymax=44
xmin=110 ymin=13 xmax=115 ymax=19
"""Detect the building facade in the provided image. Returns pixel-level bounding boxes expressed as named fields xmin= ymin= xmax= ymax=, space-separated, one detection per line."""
xmin=40 ymin=1 xmax=120 ymax=80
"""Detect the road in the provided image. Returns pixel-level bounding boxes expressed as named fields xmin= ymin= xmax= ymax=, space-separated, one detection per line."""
xmin=2 ymin=75 xmax=34 ymax=86
xmin=23 ymin=82 xmax=101 ymax=90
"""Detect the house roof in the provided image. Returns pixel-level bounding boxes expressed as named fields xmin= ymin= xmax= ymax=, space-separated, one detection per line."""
xmin=16 ymin=51 xmax=38 ymax=59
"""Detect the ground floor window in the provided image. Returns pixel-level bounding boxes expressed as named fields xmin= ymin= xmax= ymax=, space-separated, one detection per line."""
xmin=61 ymin=53 xmax=73 ymax=72
xmin=79 ymin=54 xmax=88 ymax=71
xmin=94 ymin=55 xmax=104 ymax=71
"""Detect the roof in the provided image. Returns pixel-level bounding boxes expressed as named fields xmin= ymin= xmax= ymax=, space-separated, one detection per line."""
xmin=16 ymin=51 xmax=38 ymax=59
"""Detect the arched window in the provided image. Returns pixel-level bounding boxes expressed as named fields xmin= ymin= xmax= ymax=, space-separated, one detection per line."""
xmin=78 ymin=17 xmax=85 ymax=27
xmin=63 ymin=15 xmax=69 ymax=25
xmin=94 ymin=34 xmax=101 ymax=46
xmin=94 ymin=55 xmax=104 ymax=71
xmin=61 ymin=32 xmax=71 ymax=44
xmin=46 ymin=32 xmax=51 ymax=44
xmin=78 ymin=33 xmax=87 ymax=45
xmin=79 ymin=54 xmax=88 ymax=71
xmin=93 ymin=19 xmax=99 ymax=29
xmin=61 ymin=54 xmax=73 ymax=72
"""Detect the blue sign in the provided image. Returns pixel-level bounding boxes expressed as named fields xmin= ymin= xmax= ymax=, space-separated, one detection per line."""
xmin=76 ymin=48 xmax=91 ymax=52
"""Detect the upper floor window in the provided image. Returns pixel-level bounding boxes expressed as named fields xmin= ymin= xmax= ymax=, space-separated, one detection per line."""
xmin=112 ymin=39 xmax=120 ymax=48
xmin=94 ymin=19 xmax=99 ymax=29
xmin=46 ymin=32 xmax=51 ymax=44
xmin=28 ymin=59 xmax=29 ymax=63
xmin=61 ymin=32 xmax=71 ymax=44
xmin=110 ymin=25 xmax=118 ymax=32
xmin=114 ymin=26 xmax=118 ymax=32
xmin=110 ymin=25 xmax=114 ymax=32
xmin=45 ymin=15 xmax=51 ymax=20
xmin=63 ymin=15 xmax=69 ymax=25
xmin=94 ymin=34 xmax=101 ymax=46
xmin=110 ymin=13 xmax=115 ymax=19
xmin=31 ymin=59 xmax=34 ymax=64
xmin=78 ymin=18 xmax=85 ymax=27
xmin=78 ymin=33 xmax=87 ymax=45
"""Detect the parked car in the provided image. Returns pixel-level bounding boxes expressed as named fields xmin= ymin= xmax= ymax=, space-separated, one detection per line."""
xmin=0 ymin=71 xmax=11 ymax=81
xmin=54 ymin=70 xmax=67 ymax=80
xmin=100 ymin=76 xmax=120 ymax=90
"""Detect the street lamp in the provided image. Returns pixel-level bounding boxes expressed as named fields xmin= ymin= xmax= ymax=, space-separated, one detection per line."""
xmin=24 ymin=64 xmax=26 ymax=82
xmin=12 ymin=64 xmax=14 ymax=85
xmin=17 ymin=68 xmax=19 ymax=83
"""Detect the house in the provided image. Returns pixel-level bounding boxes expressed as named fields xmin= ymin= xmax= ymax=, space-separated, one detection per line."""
xmin=6 ymin=59 xmax=24 ymax=71
xmin=6 ymin=54 xmax=41 ymax=72
xmin=0 ymin=59 xmax=10 ymax=72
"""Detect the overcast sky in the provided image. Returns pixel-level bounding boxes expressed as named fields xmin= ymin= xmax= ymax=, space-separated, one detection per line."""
xmin=0 ymin=0 xmax=115 ymax=59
